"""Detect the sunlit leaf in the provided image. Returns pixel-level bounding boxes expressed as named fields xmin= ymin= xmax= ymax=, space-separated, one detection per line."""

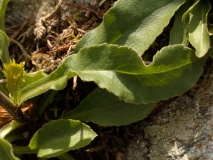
xmin=16 ymin=67 xmax=76 ymax=105
xmin=169 ymin=0 xmax=191 ymax=45
xmin=68 ymin=44 xmax=206 ymax=104
xmin=182 ymin=0 xmax=200 ymax=21
xmin=29 ymin=119 xmax=97 ymax=158
xmin=74 ymin=0 xmax=186 ymax=56
xmin=188 ymin=0 xmax=211 ymax=57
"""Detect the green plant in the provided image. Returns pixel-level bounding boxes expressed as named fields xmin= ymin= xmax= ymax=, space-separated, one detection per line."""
xmin=0 ymin=0 xmax=212 ymax=159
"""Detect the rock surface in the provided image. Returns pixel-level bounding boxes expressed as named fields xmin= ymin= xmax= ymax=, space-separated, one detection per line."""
xmin=6 ymin=0 xmax=94 ymax=25
xmin=126 ymin=74 xmax=213 ymax=159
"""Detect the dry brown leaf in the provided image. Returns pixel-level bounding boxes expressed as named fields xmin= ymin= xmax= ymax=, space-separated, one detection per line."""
xmin=0 ymin=106 xmax=12 ymax=128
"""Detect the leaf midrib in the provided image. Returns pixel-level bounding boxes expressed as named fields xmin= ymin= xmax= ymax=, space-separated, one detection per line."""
xmin=78 ymin=61 xmax=192 ymax=75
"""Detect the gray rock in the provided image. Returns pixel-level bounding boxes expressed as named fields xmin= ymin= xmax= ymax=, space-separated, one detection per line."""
xmin=126 ymin=75 xmax=213 ymax=159
xmin=5 ymin=0 xmax=93 ymax=25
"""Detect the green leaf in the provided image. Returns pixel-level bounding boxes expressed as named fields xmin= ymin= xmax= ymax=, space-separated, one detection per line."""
xmin=0 ymin=30 xmax=10 ymax=63
xmin=20 ymin=70 xmax=47 ymax=88
xmin=57 ymin=153 xmax=75 ymax=160
xmin=68 ymin=44 xmax=206 ymax=104
xmin=29 ymin=119 xmax=97 ymax=158
xmin=16 ymin=41 xmax=207 ymax=105
xmin=74 ymin=0 xmax=186 ymax=55
xmin=169 ymin=0 xmax=190 ymax=45
xmin=12 ymin=70 xmax=48 ymax=105
xmin=0 ymin=120 xmax=23 ymax=138
xmin=63 ymin=88 xmax=155 ymax=126
xmin=0 ymin=70 xmax=9 ymax=96
xmin=0 ymin=0 xmax=9 ymax=31
xmin=16 ymin=67 xmax=77 ymax=105
xmin=182 ymin=0 xmax=200 ymax=21
xmin=188 ymin=0 xmax=211 ymax=57
xmin=0 ymin=0 xmax=10 ymax=63
xmin=4 ymin=130 xmax=25 ymax=142
xmin=0 ymin=138 xmax=19 ymax=160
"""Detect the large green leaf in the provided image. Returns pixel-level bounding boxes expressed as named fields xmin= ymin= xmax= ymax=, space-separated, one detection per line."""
xmin=0 ymin=138 xmax=19 ymax=160
xmin=63 ymin=88 xmax=155 ymax=126
xmin=74 ymin=0 xmax=186 ymax=55
xmin=68 ymin=44 xmax=206 ymax=104
xmin=17 ymin=44 xmax=206 ymax=105
xmin=188 ymin=0 xmax=211 ymax=57
xmin=29 ymin=119 xmax=97 ymax=158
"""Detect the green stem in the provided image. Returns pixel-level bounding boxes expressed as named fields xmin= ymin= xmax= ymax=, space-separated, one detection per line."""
xmin=35 ymin=90 xmax=58 ymax=118
xmin=57 ymin=153 xmax=75 ymax=160
xmin=13 ymin=145 xmax=36 ymax=154
xmin=5 ymin=132 xmax=24 ymax=142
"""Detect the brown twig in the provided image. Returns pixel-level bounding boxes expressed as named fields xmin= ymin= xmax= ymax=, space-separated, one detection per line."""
xmin=43 ymin=0 xmax=64 ymax=21
xmin=64 ymin=3 xmax=103 ymax=19
xmin=11 ymin=12 xmax=34 ymax=39
xmin=9 ymin=38 xmax=28 ymax=55
xmin=0 ymin=92 xmax=27 ymax=122
xmin=47 ymin=45 xmax=70 ymax=54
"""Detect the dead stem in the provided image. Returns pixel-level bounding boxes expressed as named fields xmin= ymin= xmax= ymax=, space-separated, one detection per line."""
xmin=0 ymin=92 xmax=27 ymax=122
xmin=64 ymin=2 xmax=103 ymax=19
xmin=9 ymin=38 xmax=28 ymax=55
xmin=43 ymin=0 xmax=64 ymax=21
xmin=11 ymin=12 xmax=34 ymax=39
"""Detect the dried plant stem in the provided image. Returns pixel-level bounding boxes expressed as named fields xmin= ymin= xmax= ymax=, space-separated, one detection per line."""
xmin=64 ymin=2 xmax=103 ymax=19
xmin=10 ymin=38 xmax=28 ymax=55
xmin=11 ymin=12 xmax=34 ymax=39
xmin=0 ymin=92 xmax=27 ymax=122
xmin=43 ymin=0 xmax=64 ymax=21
